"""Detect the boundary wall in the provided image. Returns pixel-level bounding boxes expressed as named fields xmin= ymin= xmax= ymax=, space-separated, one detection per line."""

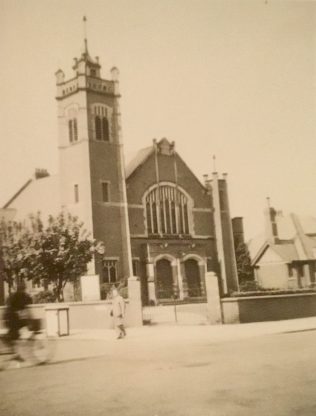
xmin=221 ymin=292 xmax=316 ymax=323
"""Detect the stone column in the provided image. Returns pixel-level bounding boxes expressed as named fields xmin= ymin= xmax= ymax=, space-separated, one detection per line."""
xmin=80 ymin=275 xmax=101 ymax=301
xmin=177 ymin=259 xmax=184 ymax=300
xmin=180 ymin=261 xmax=188 ymax=299
xmin=146 ymin=262 xmax=157 ymax=305
xmin=205 ymin=271 xmax=222 ymax=324
xmin=127 ymin=276 xmax=143 ymax=327
xmin=171 ymin=260 xmax=179 ymax=299
xmin=198 ymin=261 xmax=206 ymax=297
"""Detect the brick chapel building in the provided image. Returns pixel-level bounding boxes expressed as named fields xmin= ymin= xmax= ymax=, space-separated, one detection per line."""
xmin=1 ymin=39 xmax=240 ymax=305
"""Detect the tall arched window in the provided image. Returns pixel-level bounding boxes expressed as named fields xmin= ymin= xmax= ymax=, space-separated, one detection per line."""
xmin=102 ymin=117 xmax=109 ymax=141
xmin=95 ymin=115 xmax=109 ymax=141
xmin=145 ymin=185 xmax=191 ymax=236
xmin=92 ymin=104 xmax=111 ymax=141
xmin=68 ymin=118 xmax=78 ymax=143
xmin=95 ymin=116 xmax=102 ymax=140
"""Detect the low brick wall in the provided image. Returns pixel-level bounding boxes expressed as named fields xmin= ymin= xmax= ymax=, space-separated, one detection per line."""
xmin=221 ymin=292 xmax=316 ymax=324
xmin=143 ymin=303 xmax=208 ymax=325
xmin=0 ymin=300 xmax=136 ymax=331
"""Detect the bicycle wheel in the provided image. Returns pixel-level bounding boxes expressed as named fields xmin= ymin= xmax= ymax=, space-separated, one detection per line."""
xmin=30 ymin=333 xmax=56 ymax=365
xmin=0 ymin=338 xmax=20 ymax=371
xmin=0 ymin=350 xmax=13 ymax=371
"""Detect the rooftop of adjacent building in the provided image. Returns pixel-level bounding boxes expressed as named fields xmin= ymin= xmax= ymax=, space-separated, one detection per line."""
xmin=249 ymin=206 xmax=316 ymax=265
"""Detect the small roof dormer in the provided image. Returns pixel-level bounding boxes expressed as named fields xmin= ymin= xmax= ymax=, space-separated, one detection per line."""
xmin=155 ymin=138 xmax=175 ymax=156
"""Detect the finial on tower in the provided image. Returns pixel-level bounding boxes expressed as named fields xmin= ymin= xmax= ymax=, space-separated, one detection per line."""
xmin=212 ymin=154 xmax=217 ymax=172
xmin=83 ymin=15 xmax=88 ymax=53
xmin=266 ymin=196 xmax=271 ymax=208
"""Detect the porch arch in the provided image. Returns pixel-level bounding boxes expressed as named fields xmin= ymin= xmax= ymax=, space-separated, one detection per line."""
xmin=154 ymin=255 xmax=177 ymax=299
xmin=182 ymin=255 xmax=205 ymax=298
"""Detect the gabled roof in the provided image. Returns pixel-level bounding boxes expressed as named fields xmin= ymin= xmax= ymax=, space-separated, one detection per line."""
xmin=3 ymin=179 xmax=33 ymax=209
xmin=270 ymin=243 xmax=298 ymax=263
xmin=2 ymin=175 xmax=60 ymax=221
xmin=125 ymin=139 xmax=206 ymax=190
xmin=248 ymin=233 xmax=267 ymax=265
xmin=249 ymin=212 xmax=316 ymax=265
xmin=125 ymin=146 xmax=153 ymax=179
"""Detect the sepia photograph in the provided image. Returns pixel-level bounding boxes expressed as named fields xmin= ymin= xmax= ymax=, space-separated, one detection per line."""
xmin=0 ymin=0 xmax=316 ymax=415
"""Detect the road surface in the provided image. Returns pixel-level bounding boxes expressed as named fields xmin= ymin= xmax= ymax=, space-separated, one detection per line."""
xmin=1 ymin=326 xmax=316 ymax=416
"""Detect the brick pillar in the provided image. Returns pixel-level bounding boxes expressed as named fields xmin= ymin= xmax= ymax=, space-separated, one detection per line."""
xmin=205 ymin=271 xmax=222 ymax=324
xmin=127 ymin=276 xmax=143 ymax=327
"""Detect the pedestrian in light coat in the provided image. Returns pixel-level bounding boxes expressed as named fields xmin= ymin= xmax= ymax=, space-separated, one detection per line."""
xmin=111 ymin=288 xmax=126 ymax=339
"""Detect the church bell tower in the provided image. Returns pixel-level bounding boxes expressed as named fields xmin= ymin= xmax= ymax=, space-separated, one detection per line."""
xmin=55 ymin=20 xmax=132 ymax=283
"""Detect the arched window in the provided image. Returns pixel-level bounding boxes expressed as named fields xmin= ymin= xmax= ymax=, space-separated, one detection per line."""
xmin=184 ymin=258 xmax=202 ymax=297
xmin=95 ymin=116 xmax=102 ymax=140
xmin=92 ymin=104 xmax=111 ymax=141
xmin=95 ymin=116 xmax=109 ymax=141
xmin=68 ymin=120 xmax=73 ymax=143
xmin=68 ymin=118 xmax=78 ymax=143
xmin=145 ymin=185 xmax=191 ymax=236
xmin=73 ymin=119 xmax=78 ymax=141
xmin=102 ymin=117 xmax=109 ymax=141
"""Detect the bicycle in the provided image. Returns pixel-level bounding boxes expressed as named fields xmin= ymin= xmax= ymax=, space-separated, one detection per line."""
xmin=0 ymin=318 xmax=56 ymax=370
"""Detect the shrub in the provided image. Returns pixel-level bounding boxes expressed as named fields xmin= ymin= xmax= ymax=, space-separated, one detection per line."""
xmin=238 ymin=280 xmax=263 ymax=292
xmin=229 ymin=287 xmax=316 ymax=298
xmin=32 ymin=290 xmax=56 ymax=304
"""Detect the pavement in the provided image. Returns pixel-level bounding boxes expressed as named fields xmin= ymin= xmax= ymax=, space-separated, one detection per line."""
xmin=2 ymin=316 xmax=316 ymax=367
xmin=66 ymin=315 xmax=316 ymax=342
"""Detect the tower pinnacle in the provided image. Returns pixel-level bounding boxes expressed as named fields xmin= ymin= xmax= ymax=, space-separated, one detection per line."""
xmin=83 ymin=15 xmax=88 ymax=54
xmin=212 ymin=154 xmax=217 ymax=172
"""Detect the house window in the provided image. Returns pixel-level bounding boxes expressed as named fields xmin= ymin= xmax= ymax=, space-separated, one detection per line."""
xmin=32 ymin=280 xmax=41 ymax=289
xmin=68 ymin=118 xmax=78 ymax=143
xmin=287 ymin=264 xmax=293 ymax=278
xmin=74 ymin=184 xmax=79 ymax=203
xmin=132 ymin=259 xmax=140 ymax=277
xmin=145 ymin=185 xmax=191 ymax=236
xmin=101 ymin=182 xmax=110 ymax=202
xmin=297 ymin=264 xmax=304 ymax=278
xmin=102 ymin=260 xmax=118 ymax=283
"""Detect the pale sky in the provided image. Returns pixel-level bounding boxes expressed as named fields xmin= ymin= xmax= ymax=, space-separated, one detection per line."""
xmin=0 ymin=0 xmax=315 ymax=240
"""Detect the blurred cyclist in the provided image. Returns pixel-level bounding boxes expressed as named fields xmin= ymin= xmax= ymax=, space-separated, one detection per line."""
xmin=3 ymin=281 xmax=32 ymax=360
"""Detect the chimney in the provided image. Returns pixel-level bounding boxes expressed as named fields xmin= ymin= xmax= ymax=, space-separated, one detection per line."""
xmin=264 ymin=198 xmax=278 ymax=243
xmin=34 ymin=169 xmax=49 ymax=180
xmin=232 ymin=217 xmax=244 ymax=248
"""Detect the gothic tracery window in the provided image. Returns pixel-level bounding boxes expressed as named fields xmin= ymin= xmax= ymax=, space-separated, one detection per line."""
xmin=145 ymin=185 xmax=191 ymax=236
xmin=92 ymin=105 xmax=110 ymax=141
xmin=102 ymin=260 xmax=118 ymax=283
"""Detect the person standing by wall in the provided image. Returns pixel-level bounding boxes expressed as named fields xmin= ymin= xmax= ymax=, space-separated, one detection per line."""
xmin=111 ymin=288 xmax=126 ymax=339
